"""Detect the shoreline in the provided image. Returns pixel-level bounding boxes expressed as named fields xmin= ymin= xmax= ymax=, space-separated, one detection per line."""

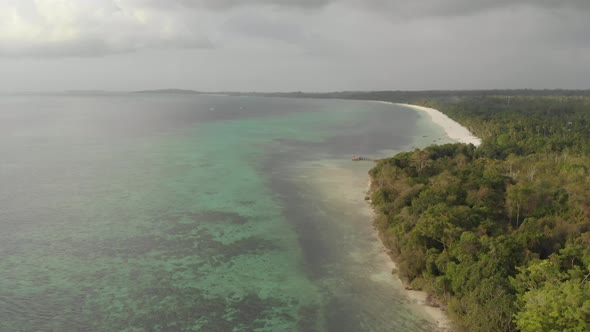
xmin=298 ymin=159 xmax=450 ymax=331
xmin=364 ymin=180 xmax=451 ymax=332
xmin=366 ymin=101 xmax=483 ymax=331
xmin=286 ymin=99 xmax=481 ymax=330
xmin=396 ymin=103 xmax=481 ymax=146
xmin=372 ymin=101 xmax=481 ymax=147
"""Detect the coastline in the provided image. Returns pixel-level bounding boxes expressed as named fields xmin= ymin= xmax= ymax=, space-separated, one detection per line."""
xmin=371 ymin=101 xmax=481 ymax=147
xmin=297 ymin=159 xmax=450 ymax=331
xmin=395 ymin=103 xmax=481 ymax=147
xmin=277 ymin=99 xmax=481 ymax=330
xmin=364 ymin=180 xmax=451 ymax=332
xmin=366 ymin=179 xmax=453 ymax=332
xmin=367 ymin=101 xmax=483 ymax=330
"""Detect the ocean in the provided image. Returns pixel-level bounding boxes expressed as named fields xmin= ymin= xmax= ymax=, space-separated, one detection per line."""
xmin=0 ymin=94 xmax=453 ymax=331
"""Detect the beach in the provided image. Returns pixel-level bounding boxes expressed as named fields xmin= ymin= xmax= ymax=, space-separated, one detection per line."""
xmin=295 ymin=159 xmax=450 ymax=332
xmin=396 ymin=103 xmax=482 ymax=146
xmin=362 ymin=101 xmax=483 ymax=330
xmin=390 ymin=102 xmax=482 ymax=329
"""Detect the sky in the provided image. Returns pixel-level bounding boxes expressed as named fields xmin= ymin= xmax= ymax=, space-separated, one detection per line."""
xmin=0 ymin=0 xmax=589 ymax=92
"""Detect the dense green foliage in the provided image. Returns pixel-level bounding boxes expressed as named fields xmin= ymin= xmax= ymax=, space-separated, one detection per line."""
xmin=369 ymin=96 xmax=590 ymax=331
xmin=421 ymin=96 xmax=590 ymax=157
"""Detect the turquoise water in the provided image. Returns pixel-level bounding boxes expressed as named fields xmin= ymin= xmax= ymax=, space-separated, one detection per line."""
xmin=0 ymin=94 xmax=451 ymax=331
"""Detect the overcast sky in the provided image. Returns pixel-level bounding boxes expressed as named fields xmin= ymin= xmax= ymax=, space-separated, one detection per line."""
xmin=1 ymin=0 xmax=589 ymax=92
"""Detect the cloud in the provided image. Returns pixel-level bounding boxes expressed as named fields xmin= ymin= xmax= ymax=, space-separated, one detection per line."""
xmin=350 ymin=0 xmax=590 ymax=19
xmin=136 ymin=0 xmax=590 ymax=13
xmin=221 ymin=12 xmax=308 ymax=45
xmin=0 ymin=0 xmax=588 ymax=92
xmin=1 ymin=0 xmax=588 ymax=58
xmin=0 ymin=0 xmax=212 ymax=57
xmin=135 ymin=0 xmax=333 ymax=10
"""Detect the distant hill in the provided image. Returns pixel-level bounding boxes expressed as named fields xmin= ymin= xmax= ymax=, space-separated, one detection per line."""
xmin=64 ymin=90 xmax=110 ymax=94
xmin=129 ymin=89 xmax=590 ymax=100
xmin=226 ymin=89 xmax=590 ymax=103
xmin=132 ymin=89 xmax=202 ymax=94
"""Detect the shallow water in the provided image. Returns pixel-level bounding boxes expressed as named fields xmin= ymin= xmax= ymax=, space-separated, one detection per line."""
xmin=0 ymin=94 xmax=452 ymax=331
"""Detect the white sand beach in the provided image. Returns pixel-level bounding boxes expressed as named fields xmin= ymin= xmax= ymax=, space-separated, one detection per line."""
xmin=372 ymin=101 xmax=481 ymax=147
xmin=396 ymin=103 xmax=481 ymax=146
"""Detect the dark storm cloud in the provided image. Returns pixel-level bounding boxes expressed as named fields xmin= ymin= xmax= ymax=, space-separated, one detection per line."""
xmin=2 ymin=0 xmax=588 ymax=58
xmin=138 ymin=0 xmax=333 ymax=10
xmin=221 ymin=14 xmax=307 ymax=44
xmin=0 ymin=0 xmax=588 ymax=90
xmin=144 ymin=0 xmax=590 ymax=13
xmin=350 ymin=0 xmax=590 ymax=18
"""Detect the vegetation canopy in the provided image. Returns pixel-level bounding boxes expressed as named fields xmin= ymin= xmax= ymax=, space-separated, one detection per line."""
xmin=368 ymin=95 xmax=590 ymax=332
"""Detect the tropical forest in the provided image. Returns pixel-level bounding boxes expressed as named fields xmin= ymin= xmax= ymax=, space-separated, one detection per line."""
xmin=369 ymin=95 xmax=590 ymax=332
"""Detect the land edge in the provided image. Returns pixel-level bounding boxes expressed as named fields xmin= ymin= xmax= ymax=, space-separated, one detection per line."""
xmin=364 ymin=181 xmax=451 ymax=332
xmin=375 ymin=101 xmax=482 ymax=147
xmin=363 ymin=101 xmax=483 ymax=332
xmin=367 ymin=187 xmax=453 ymax=332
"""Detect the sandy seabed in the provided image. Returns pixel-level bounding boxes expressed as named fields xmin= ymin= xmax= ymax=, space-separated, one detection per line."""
xmin=299 ymin=160 xmax=451 ymax=332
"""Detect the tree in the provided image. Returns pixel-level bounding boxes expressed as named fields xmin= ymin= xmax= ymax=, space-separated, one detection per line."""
xmin=514 ymin=280 xmax=590 ymax=332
